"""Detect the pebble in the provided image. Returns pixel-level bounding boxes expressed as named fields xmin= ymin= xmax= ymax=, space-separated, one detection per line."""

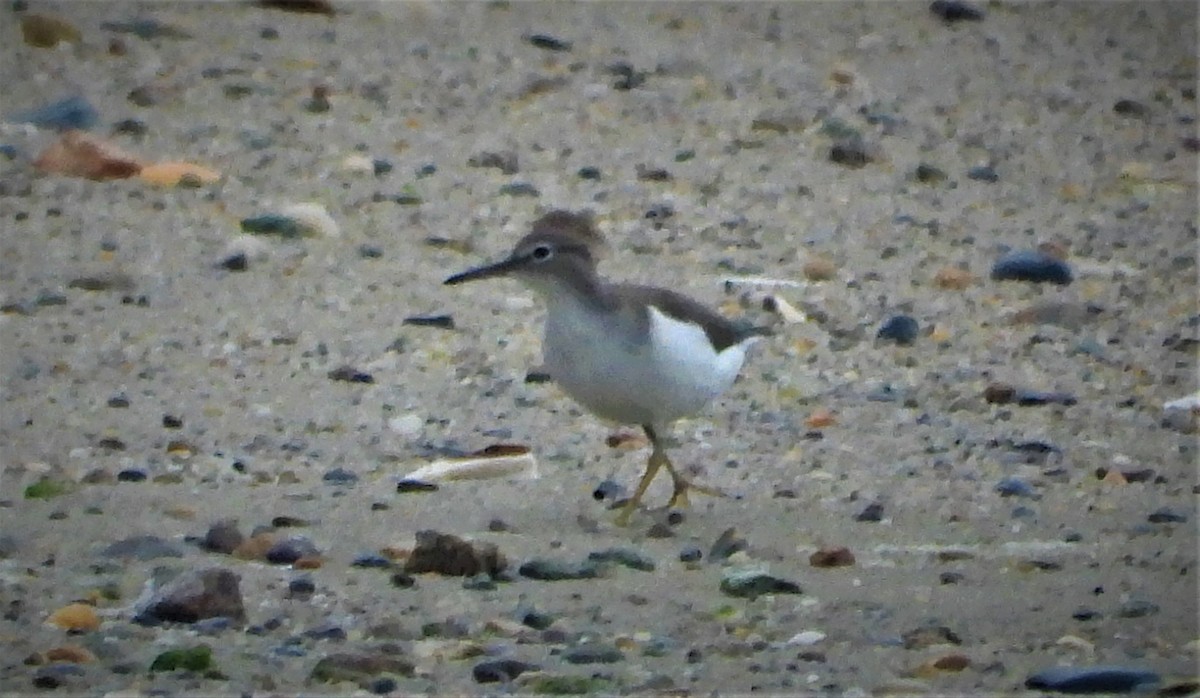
xmin=287 ymin=576 xmax=316 ymax=598
xmin=587 ymin=547 xmax=655 ymax=572
xmin=352 ymin=553 xmax=393 ymax=569
xmin=967 ymin=164 xmax=1000 ymax=182
xmin=101 ymin=535 xmax=184 ymax=561
xmin=404 ymin=530 xmax=507 ymax=577
xmin=11 ymin=95 xmax=98 ymax=131
xmin=876 ymin=315 xmax=919 ymax=345
xmin=467 ymin=150 xmax=519 ymax=174
xmin=855 ymin=501 xmax=885 ymax=522
xmin=901 ymin=624 xmax=961 ymax=649
xmin=34 ymin=132 xmax=143 ymax=180
xmin=679 ymin=546 xmax=703 ymax=563
xmin=20 ymin=13 xmax=81 ymax=47
xmin=396 ymin=479 xmax=438 ymax=493
xmin=1024 ymin=666 xmax=1160 ymax=694
xmin=719 ymin=568 xmax=802 ymax=599
xmin=562 ymin=641 xmax=625 ymax=664
xmin=309 ymin=652 xmax=416 ymax=686
xmin=32 ymin=663 xmax=86 ymax=689
xmin=304 ymin=620 xmax=348 ymax=641
xmin=46 ymin=603 xmax=100 ymax=632
xmin=402 ymin=314 xmax=455 ymax=330
xmin=709 ymin=527 xmax=749 ymax=562
xmin=133 ymin=567 xmax=246 ymax=625
xmin=995 ymin=477 xmax=1038 ymax=498
xmin=809 ymin=546 xmax=856 ymax=568
xmin=787 ymin=630 xmax=827 ymax=646
xmin=1116 ymin=599 xmax=1159 ymax=618
xmin=327 ymin=366 xmax=374 ymax=384
xmin=1147 ymin=507 xmax=1187 ymax=523
xmin=930 ymin=0 xmax=985 ymax=22
xmin=115 ymin=468 xmax=147 ymax=482
xmin=473 ymin=658 xmax=539 ymax=683
xmin=202 ymin=520 xmax=244 ymax=554
xmin=266 ymin=535 xmax=320 ymax=564
xmin=526 ymin=33 xmax=572 ymax=51
xmin=518 ymin=557 xmax=601 ymax=581
xmin=991 ymin=250 xmax=1073 ymax=285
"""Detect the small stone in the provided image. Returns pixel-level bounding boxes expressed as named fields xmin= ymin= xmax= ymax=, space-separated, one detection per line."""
xmin=1147 ymin=507 xmax=1187 ymax=524
xmin=1112 ymin=99 xmax=1150 ymax=118
xmin=1117 ymin=599 xmax=1159 ymax=618
xmin=43 ymin=645 xmax=97 ymax=664
xmin=577 ymin=166 xmax=602 ymax=180
xmin=116 ymin=469 xmax=147 ymax=482
xmin=829 ymin=137 xmax=876 ymax=168
xmin=310 ymin=652 xmax=416 ymax=686
xmin=133 ymin=568 xmax=246 ymax=625
xmin=933 ymin=266 xmax=973 ymax=290
xmin=404 ymin=530 xmax=506 ymax=577
xmin=473 ymin=658 xmax=539 ymax=683
xmin=709 ymin=527 xmax=748 ymax=562
xmin=802 ymin=256 xmax=838 ymax=281
xmin=151 ymin=647 xmax=214 ymax=671
xmin=389 ymin=572 xmax=416 ymax=589
xmin=901 ymin=624 xmax=961 ymax=649
xmin=467 ymin=150 xmax=519 ymax=174
xmin=21 ymin=14 xmax=81 ymax=47
xmin=34 ymin=132 xmax=143 ymax=180
xmin=719 ymin=569 xmax=802 ymax=599
xmin=11 ymin=95 xmax=98 ymax=131
xmin=352 ymin=553 xmax=393 ymax=569
xmin=967 ymin=164 xmax=1000 ymax=182
xmin=304 ymin=621 xmax=348 ymax=641
xmin=787 ymin=630 xmax=826 ymax=646
xmin=915 ymin=162 xmax=948 ymax=183
xmin=1025 ymin=666 xmax=1160 ymax=694
xmin=139 ymin=161 xmax=221 ymax=187
xmin=991 ymin=250 xmax=1073 ymax=285
xmin=855 ymin=501 xmax=885 ymax=522
xmin=518 ymin=558 xmax=601 ymax=581
xmin=877 ymin=315 xmax=919 ymax=345
xmin=930 ymin=0 xmax=984 ymax=22
xmin=679 ymin=546 xmax=703 ymax=563
xmin=265 ymin=535 xmax=320 ymax=564
xmin=402 ymin=314 xmax=455 ymax=330
xmin=46 ymin=603 xmax=100 ymax=632
xmin=563 ymin=642 xmax=624 ymax=665
xmin=587 ymin=547 xmax=655 ymax=572
xmin=31 ymin=664 xmax=85 ymax=690
xmin=995 ymin=477 xmax=1038 ymax=499
xmin=327 ymin=365 xmax=374 ymax=384
xmin=322 ymin=466 xmax=360 ymax=483
xmin=809 ymin=546 xmax=856 ymax=568
xmin=498 ymin=182 xmax=540 ymax=197
xmin=101 ymin=535 xmax=183 ymax=561
xmin=526 ymin=33 xmax=572 ymax=51
xmin=287 ymin=576 xmax=315 ymax=597
xmin=396 ymin=479 xmax=438 ymax=493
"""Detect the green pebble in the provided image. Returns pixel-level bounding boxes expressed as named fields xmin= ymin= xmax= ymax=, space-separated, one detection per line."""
xmin=149 ymin=645 xmax=213 ymax=672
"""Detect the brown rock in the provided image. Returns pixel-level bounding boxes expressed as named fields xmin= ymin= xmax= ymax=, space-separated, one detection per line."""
xmin=43 ymin=645 xmax=97 ymax=663
xmin=21 ymin=14 xmax=81 ymax=48
xmin=802 ymin=256 xmax=838 ymax=281
xmin=933 ymin=266 xmax=974 ymax=290
xmin=404 ymin=530 xmax=506 ymax=577
xmin=133 ymin=567 xmax=246 ymax=625
xmin=34 ymin=131 xmax=143 ymax=181
xmin=809 ymin=546 xmax=855 ymax=568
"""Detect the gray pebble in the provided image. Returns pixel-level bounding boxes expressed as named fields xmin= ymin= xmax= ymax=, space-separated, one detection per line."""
xmin=562 ymin=641 xmax=624 ymax=664
xmin=1025 ymin=665 xmax=1160 ymax=693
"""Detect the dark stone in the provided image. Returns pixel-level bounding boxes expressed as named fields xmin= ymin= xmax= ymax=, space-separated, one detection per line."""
xmin=563 ymin=642 xmax=624 ymax=665
xmin=134 ymin=567 xmax=246 ymax=625
xmin=526 ymin=33 xmax=571 ymax=51
xmin=877 ymin=315 xmax=919 ymax=345
xmin=322 ymin=467 xmax=359 ymax=485
xmin=498 ymin=182 xmax=540 ymax=197
xmin=1025 ymin=666 xmax=1160 ymax=694
xmin=855 ymin=501 xmax=885 ymax=522
xmin=930 ymin=0 xmax=984 ymax=22
xmin=287 ymin=576 xmax=315 ymax=597
xmin=351 ymin=553 xmax=392 ymax=569
xmin=915 ymin=162 xmax=948 ymax=183
xmin=679 ymin=546 xmax=703 ymax=563
xmin=304 ymin=620 xmax=348 ymax=641
xmin=396 ymin=479 xmax=438 ymax=493
xmin=31 ymin=663 xmax=86 ymax=689
xmin=1147 ymin=507 xmax=1187 ymax=523
xmin=404 ymin=530 xmax=506 ymax=577
xmin=809 ymin=546 xmax=855 ymax=568
xmin=473 ymin=658 xmax=539 ymax=683
xmin=995 ymin=477 xmax=1038 ymax=499
xmin=518 ymin=558 xmax=601 ymax=581
xmin=587 ymin=547 xmax=655 ymax=572
xmin=116 ymin=469 xmax=147 ymax=482
xmin=991 ymin=250 xmax=1073 ymax=285
xmin=709 ymin=527 xmax=748 ymax=562
xmin=1112 ymin=99 xmax=1150 ymax=118
xmin=829 ymin=138 xmax=872 ymax=168
xmin=720 ymin=570 xmax=802 ymax=599
xmin=402 ymin=314 xmax=455 ymax=330
xmin=327 ymin=365 xmax=374 ymax=384
xmin=202 ymin=520 xmax=243 ymax=555
xmin=389 ymin=572 xmax=416 ymax=589
xmin=220 ymin=253 xmax=248 ymax=271
xmin=467 ymin=150 xmax=519 ymax=174
xmin=577 ymin=166 xmax=602 ymax=180
xmin=265 ymin=535 xmax=319 ymax=564
xmin=967 ymin=165 xmax=999 ymax=182
xmin=11 ymin=95 xmax=98 ymax=131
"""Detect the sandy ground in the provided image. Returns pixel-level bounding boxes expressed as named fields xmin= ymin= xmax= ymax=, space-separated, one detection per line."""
xmin=1 ymin=1 xmax=1197 ymax=694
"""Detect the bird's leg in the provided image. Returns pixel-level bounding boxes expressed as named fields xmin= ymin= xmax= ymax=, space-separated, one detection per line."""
xmin=614 ymin=444 xmax=665 ymax=527
xmin=644 ymin=425 xmax=727 ymax=511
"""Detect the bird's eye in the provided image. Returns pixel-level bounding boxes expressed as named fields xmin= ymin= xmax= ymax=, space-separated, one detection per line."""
xmin=531 ymin=244 xmax=553 ymax=261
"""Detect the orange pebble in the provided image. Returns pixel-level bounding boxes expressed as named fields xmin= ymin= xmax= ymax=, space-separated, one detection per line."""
xmin=46 ymin=603 xmax=100 ymax=632
xmin=805 ymin=408 xmax=837 ymax=429
xmin=139 ymin=161 xmax=221 ymax=187
xmin=933 ymin=266 xmax=974 ymax=290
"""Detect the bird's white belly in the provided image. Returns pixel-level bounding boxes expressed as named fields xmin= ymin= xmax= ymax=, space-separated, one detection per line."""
xmin=542 ymin=302 xmax=748 ymax=426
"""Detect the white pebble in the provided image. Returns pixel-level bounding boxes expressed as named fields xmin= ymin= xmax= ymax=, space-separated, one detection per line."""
xmin=787 ymin=630 xmax=826 ymax=646
xmin=278 ymin=202 xmax=340 ymax=238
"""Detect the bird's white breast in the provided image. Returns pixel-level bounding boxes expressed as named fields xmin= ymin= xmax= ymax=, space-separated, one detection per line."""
xmin=541 ymin=298 xmax=752 ymax=427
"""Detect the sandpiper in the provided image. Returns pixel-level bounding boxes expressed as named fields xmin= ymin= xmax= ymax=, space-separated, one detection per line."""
xmin=445 ymin=210 xmax=764 ymax=525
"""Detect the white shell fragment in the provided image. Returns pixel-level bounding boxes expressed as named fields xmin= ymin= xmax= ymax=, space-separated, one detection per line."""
xmin=402 ymin=444 xmax=538 ymax=483
xmin=278 ymin=202 xmax=340 ymax=238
